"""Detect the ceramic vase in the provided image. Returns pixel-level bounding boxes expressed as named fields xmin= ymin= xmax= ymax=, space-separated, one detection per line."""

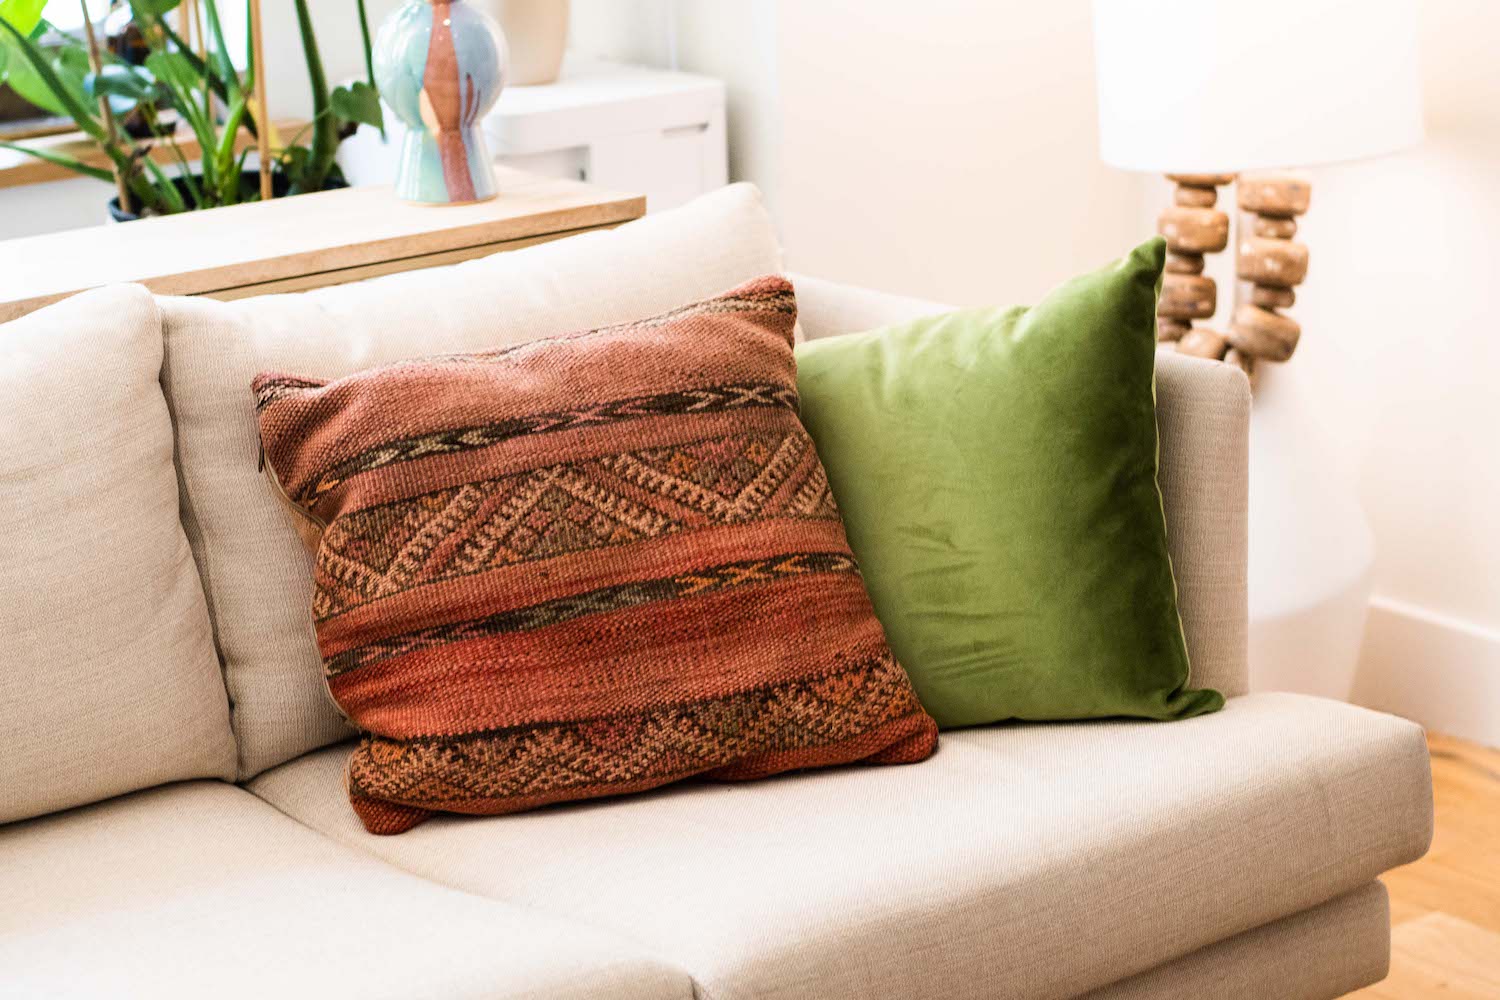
xmin=482 ymin=0 xmax=570 ymax=85
xmin=374 ymin=0 xmax=509 ymax=204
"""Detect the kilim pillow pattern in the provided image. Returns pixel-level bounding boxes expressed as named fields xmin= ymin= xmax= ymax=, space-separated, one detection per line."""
xmin=254 ymin=276 xmax=938 ymax=835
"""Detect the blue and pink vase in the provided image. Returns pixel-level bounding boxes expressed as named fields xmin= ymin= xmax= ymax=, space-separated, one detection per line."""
xmin=374 ymin=0 xmax=509 ymax=204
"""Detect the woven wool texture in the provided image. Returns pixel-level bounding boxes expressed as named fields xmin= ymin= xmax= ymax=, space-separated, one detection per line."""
xmin=253 ymin=276 xmax=938 ymax=834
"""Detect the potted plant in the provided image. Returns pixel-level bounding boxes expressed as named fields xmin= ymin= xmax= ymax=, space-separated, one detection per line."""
xmin=0 ymin=0 xmax=384 ymax=219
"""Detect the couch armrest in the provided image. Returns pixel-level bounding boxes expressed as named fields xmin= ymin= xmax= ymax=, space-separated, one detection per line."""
xmin=1153 ymin=349 xmax=1251 ymax=697
xmin=789 ymin=273 xmax=1251 ymax=697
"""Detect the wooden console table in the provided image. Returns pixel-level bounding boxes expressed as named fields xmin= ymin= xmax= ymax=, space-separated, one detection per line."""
xmin=0 ymin=167 xmax=645 ymax=323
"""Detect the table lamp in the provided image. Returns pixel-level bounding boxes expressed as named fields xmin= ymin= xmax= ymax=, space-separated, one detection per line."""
xmin=1091 ymin=0 xmax=1423 ymax=377
xmin=1091 ymin=0 xmax=1424 ymax=702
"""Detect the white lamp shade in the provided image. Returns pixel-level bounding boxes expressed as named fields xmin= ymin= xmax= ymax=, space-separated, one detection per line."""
xmin=1092 ymin=0 xmax=1424 ymax=174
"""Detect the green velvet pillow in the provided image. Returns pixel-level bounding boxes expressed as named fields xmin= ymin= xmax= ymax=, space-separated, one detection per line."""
xmin=794 ymin=238 xmax=1223 ymax=728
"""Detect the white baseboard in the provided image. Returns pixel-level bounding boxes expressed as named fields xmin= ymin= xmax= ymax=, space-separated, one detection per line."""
xmin=1351 ymin=596 xmax=1500 ymax=748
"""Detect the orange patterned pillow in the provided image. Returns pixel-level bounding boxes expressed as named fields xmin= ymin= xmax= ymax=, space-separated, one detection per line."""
xmin=254 ymin=277 xmax=938 ymax=834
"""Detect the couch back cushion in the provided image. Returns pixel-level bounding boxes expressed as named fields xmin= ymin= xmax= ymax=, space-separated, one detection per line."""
xmin=159 ymin=183 xmax=785 ymax=778
xmin=0 ymin=286 xmax=237 ymax=824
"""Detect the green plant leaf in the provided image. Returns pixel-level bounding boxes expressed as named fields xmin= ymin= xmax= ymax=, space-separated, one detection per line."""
xmin=331 ymin=80 xmax=382 ymax=130
xmin=145 ymin=48 xmax=218 ymax=171
xmin=0 ymin=16 xmax=105 ymax=140
xmin=123 ymin=1 xmax=244 ymax=126
xmin=87 ymin=63 xmax=159 ymax=116
xmin=88 ymin=64 xmax=157 ymax=101
xmin=276 ymin=142 xmax=311 ymax=195
xmin=293 ymin=0 xmax=337 ymax=190
xmin=174 ymin=150 xmax=204 ymax=206
xmin=1 ymin=21 xmax=81 ymax=117
xmin=355 ymin=0 xmax=383 ymax=138
xmin=125 ymin=170 xmax=162 ymax=212
xmin=0 ymin=40 xmax=51 ymax=113
xmin=211 ymin=92 xmax=247 ymax=202
xmin=199 ymin=0 xmax=241 ymax=104
xmin=0 ymin=137 xmax=115 ymax=182
xmin=216 ymin=96 xmax=249 ymax=162
xmin=56 ymin=40 xmax=90 ymax=76
xmin=356 ymin=0 xmax=374 ymax=79
xmin=143 ymin=48 xmax=199 ymax=97
xmin=0 ymin=0 xmax=46 ymax=36
xmin=137 ymin=100 xmax=202 ymax=207
xmin=234 ymin=142 xmax=255 ymax=196
xmin=141 ymin=155 xmax=186 ymax=213
xmin=0 ymin=0 xmax=45 ymax=80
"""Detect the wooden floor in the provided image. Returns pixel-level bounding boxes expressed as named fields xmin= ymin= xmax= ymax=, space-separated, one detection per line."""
xmin=1351 ymin=733 xmax=1500 ymax=998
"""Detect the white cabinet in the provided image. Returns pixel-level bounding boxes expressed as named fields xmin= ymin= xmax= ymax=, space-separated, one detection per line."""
xmin=339 ymin=58 xmax=727 ymax=212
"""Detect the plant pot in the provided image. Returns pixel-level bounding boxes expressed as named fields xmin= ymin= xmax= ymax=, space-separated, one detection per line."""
xmin=106 ymin=171 xmax=349 ymax=223
xmin=483 ymin=0 xmax=569 ymax=85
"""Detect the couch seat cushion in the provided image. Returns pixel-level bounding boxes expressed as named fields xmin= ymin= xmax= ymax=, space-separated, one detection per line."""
xmin=0 ymin=782 xmax=692 ymax=1000
xmin=249 ymin=693 xmax=1432 ymax=1000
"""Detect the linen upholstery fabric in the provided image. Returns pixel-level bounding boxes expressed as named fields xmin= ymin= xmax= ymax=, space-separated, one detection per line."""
xmin=159 ymin=182 xmax=785 ymax=778
xmin=0 ymin=286 xmax=235 ymax=824
xmin=1080 ymin=882 xmax=1392 ymax=1000
xmin=791 ymin=273 xmax=1251 ymax=698
xmin=1150 ymin=349 xmax=1250 ymax=697
xmin=254 ymin=277 xmax=938 ymax=835
xmin=0 ymin=782 xmax=694 ymax=1000
xmin=248 ymin=692 xmax=1433 ymax=1000
xmin=794 ymin=241 xmax=1224 ymax=726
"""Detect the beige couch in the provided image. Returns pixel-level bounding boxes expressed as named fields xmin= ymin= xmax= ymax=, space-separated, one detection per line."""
xmin=0 ymin=184 xmax=1433 ymax=1000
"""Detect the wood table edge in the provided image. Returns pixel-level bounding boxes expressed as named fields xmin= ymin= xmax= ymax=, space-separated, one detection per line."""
xmin=0 ymin=177 xmax=646 ymax=322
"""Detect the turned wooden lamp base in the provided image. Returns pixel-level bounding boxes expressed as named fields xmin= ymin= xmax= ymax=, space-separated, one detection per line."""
xmin=1156 ymin=173 xmax=1233 ymax=355
xmin=1156 ymin=172 xmax=1311 ymax=383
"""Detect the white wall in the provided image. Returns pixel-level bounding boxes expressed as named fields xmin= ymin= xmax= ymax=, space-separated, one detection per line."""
xmin=1306 ymin=1 xmax=1500 ymax=740
xmin=256 ymin=1 xmax=398 ymax=120
xmin=570 ymin=0 xmax=782 ymax=210
xmin=668 ymin=4 xmax=781 ymax=214
xmin=569 ymin=0 xmax=673 ymax=66
xmin=582 ymin=0 xmax=1147 ymax=307
xmin=772 ymin=2 xmax=1146 ymax=306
